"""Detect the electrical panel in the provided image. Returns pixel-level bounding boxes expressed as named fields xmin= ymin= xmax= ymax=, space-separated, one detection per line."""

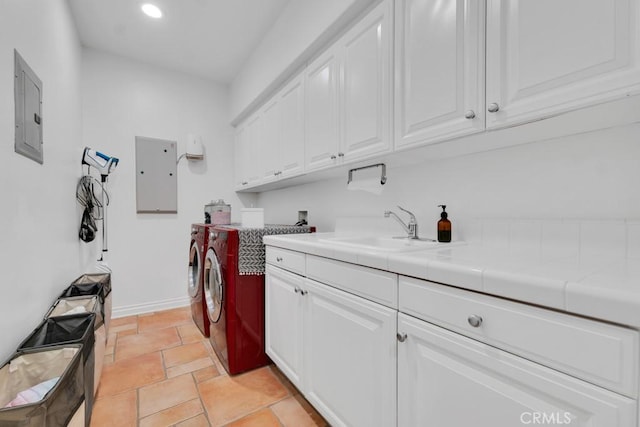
xmin=135 ymin=136 xmax=178 ymax=213
xmin=14 ymin=50 xmax=43 ymax=164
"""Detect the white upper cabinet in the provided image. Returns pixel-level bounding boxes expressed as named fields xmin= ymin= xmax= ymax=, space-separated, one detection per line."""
xmin=234 ymin=124 xmax=248 ymax=189
xmin=305 ymin=0 xmax=393 ymax=172
xmin=279 ymin=75 xmax=305 ymax=178
xmin=486 ymin=0 xmax=640 ymax=128
xmin=305 ymin=47 xmax=340 ymax=172
xmin=395 ymin=0 xmax=485 ymax=149
xmin=260 ymin=97 xmax=281 ymax=182
xmin=243 ymin=113 xmax=262 ymax=186
xmin=340 ymin=0 xmax=393 ymax=162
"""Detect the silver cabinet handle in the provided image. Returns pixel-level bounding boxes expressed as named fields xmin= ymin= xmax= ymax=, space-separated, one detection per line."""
xmin=241 ymin=181 xmax=248 ymax=185
xmin=300 ymin=289 xmax=308 ymax=296
xmin=330 ymin=154 xmax=337 ymax=160
xmin=397 ymin=333 xmax=407 ymax=342
xmin=294 ymin=287 xmax=300 ymax=293
xmin=487 ymin=103 xmax=500 ymax=113
xmin=464 ymin=110 xmax=476 ymax=119
xmin=338 ymin=152 xmax=344 ymax=157
xmin=276 ymin=257 xmax=283 ymax=262
xmin=467 ymin=315 xmax=483 ymax=327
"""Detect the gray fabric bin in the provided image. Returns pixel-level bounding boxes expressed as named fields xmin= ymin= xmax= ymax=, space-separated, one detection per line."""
xmin=61 ymin=273 xmax=112 ymax=335
xmin=46 ymin=296 xmax=106 ymax=396
xmin=0 ymin=345 xmax=85 ymax=427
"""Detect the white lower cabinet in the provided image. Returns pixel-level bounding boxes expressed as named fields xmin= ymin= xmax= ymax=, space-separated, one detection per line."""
xmin=398 ymin=312 xmax=637 ymax=427
xmin=303 ymin=278 xmax=396 ymax=427
xmin=265 ymin=264 xmax=397 ymax=427
xmin=265 ymin=265 xmax=304 ymax=389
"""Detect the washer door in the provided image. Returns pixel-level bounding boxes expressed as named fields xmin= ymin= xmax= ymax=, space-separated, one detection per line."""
xmin=188 ymin=242 xmax=200 ymax=298
xmin=204 ymin=248 xmax=223 ymax=323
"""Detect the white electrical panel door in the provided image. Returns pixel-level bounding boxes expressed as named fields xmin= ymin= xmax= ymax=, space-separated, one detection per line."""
xmin=14 ymin=50 xmax=44 ymax=164
xmin=135 ymin=136 xmax=177 ymax=213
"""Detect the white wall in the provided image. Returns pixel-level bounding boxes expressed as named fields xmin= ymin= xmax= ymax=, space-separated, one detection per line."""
xmin=0 ymin=0 xmax=85 ymax=361
xmin=229 ymin=0 xmax=375 ymax=122
xmin=81 ymin=49 xmax=255 ymax=316
xmin=256 ymin=123 xmax=640 ymax=235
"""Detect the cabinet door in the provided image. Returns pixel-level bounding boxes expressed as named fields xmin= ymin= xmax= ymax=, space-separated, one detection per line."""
xmin=304 ymin=278 xmax=397 ymax=427
xmin=243 ymin=113 xmax=262 ymax=186
xmin=305 ymin=47 xmax=340 ymax=172
xmin=395 ymin=0 xmax=485 ymax=149
xmin=260 ymin=98 xmax=281 ymax=182
xmin=234 ymin=124 xmax=248 ymax=189
xmin=265 ymin=266 xmax=305 ymax=389
xmin=279 ymin=75 xmax=305 ymax=178
xmin=340 ymin=0 xmax=392 ymax=161
xmin=486 ymin=0 xmax=640 ymax=128
xmin=397 ymin=313 xmax=637 ymax=427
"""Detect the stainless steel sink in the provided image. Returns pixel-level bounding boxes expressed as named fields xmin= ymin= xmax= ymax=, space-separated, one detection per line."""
xmin=319 ymin=236 xmax=443 ymax=252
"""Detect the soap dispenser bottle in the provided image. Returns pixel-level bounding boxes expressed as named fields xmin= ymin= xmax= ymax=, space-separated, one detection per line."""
xmin=437 ymin=205 xmax=451 ymax=242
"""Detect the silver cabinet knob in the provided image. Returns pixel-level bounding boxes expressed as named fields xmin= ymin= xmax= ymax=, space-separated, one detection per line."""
xmin=241 ymin=181 xmax=248 ymax=185
xmin=397 ymin=333 xmax=407 ymax=342
xmin=294 ymin=287 xmax=300 ymax=294
xmin=330 ymin=154 xmax=337 ymax=160
xmin=464 ymin=110 xmax=476 ymax=119
xmin=276 ymin=257 xmax=283 ymax=262
xmin=300 ymin=289 xmax=308 ymax=296
xmin=338 ymin=152 xmax=344 ymax=157
xmin=467 ymin=315 xmax=483 ymax=327
xmin=487 ymin=103 xmax=500 ymax=113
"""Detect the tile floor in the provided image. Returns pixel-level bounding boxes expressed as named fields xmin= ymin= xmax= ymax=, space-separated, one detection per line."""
xmin=91 ymin=306 xmax=328 ymax=427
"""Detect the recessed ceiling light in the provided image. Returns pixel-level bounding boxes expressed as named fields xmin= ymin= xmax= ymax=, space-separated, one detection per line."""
xmin=141 ymin=3 xmax=163 ymax=18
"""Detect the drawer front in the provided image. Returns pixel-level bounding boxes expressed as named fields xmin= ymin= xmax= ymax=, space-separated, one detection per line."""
xmin=266 ymin=246 xmax=305 ymax=275
xmin=399 ymin=276 xmax=639 ymax=398
xmin=306 ymin=255 xmax=397 ymax=309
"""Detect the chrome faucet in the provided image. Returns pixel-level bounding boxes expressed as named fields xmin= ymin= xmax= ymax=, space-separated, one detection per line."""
xmin=384 ymin=206 xmax=419 ymax=239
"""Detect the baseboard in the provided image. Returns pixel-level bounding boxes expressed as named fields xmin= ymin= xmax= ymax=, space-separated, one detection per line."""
xmin=112 ymin=296 xmax=190 ymax=318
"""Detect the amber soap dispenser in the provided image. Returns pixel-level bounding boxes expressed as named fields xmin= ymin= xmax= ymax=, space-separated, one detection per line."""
xmin=437 ymin=205 xmax=451 ymax=242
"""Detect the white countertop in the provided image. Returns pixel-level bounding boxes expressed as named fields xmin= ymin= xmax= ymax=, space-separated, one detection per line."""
xmin=263 ymin=232 xmax=640 ymax=329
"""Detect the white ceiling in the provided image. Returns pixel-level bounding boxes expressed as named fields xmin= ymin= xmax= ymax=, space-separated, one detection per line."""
xmin=67 ymin=0 xmax=290 ymax=84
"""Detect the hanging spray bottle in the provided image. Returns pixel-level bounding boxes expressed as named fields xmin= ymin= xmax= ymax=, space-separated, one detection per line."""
xmin=437 ymin=205 xmax=451 ymax=243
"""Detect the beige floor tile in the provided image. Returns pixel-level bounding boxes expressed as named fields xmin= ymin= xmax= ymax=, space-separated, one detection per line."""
xmin=110 ymin=322 xmax=138 ymax=335
xmin=291 ymin=394 xmax=329 ymax=426
xmin=193 ymin=365 xmax=220 ymax=383
xmin=137 ymin=307 xmax=192 ymax=332
xmin=224 ymin=408 xmax=281 ymax=427
xmin=199 ymin=366 xmax=289 ymax=427
xmin=163 ymin=341 xmax=210 ymax=368
xmin=271 ymin=396 xmax=326 ymax=427
xmin=139 ymin=398 xmax=204 ymax=427
xmin=167 ymin=357 xmax=214 ymax=378
xmin=110 ymin=315 xmax=138 ymax=328
xmin=176 ymin=414 xmax=211 ymax=427
xmin=138 ymin=373 xmax=199 ymax=418
xmin=115 ymin=327 xmax=181 ymax=361
xmin=269 ymin=365 xmax=299 ymax=396
xmin=97 ymin=351 xmax=165 ymax=398
xmin=178 ymin=323 xmax=206 ymax=344
xmin=90 ymin=390 xmax=137 ymax=427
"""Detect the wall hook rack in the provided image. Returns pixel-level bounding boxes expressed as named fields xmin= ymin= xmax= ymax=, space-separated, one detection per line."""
xmin=347 ymin=163 xmax=387 ymax=185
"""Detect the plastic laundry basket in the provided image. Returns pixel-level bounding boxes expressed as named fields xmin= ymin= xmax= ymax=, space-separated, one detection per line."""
xmin=61 ymin=273 xmax=112 ymax=335
xmin=18 ymin=313 xmax=96 ymax=427
xmin=46 ymin=296 xmax=106 ymax=396
xmin=0 ymin=345 xmax=85 ymax=427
